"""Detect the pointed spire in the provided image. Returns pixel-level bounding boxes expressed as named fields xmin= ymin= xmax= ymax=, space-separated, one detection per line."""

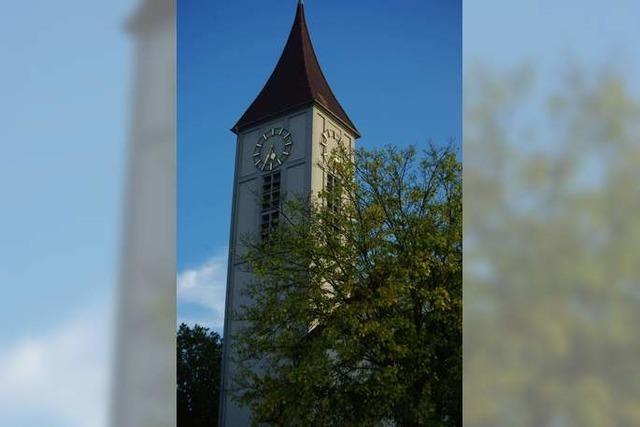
xmin=232 ymin=2 xmax=359 ymax=138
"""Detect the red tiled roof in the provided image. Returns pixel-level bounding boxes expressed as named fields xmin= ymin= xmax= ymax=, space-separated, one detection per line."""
xmin=232 ymin=2 xmax=360 ymax=138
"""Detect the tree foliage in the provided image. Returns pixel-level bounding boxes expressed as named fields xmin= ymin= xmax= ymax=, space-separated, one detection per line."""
xmin=465 ymin=67 xmax=640 ymax=426
xmin=177 ymin=323 xmax=223 ymax=427
xmin=233 ymin=144 xmax=462 ymax=426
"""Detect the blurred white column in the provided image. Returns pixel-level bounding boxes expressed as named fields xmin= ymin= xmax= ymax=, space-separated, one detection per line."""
xmin=111 ymin=1 xmax=176 ymax=426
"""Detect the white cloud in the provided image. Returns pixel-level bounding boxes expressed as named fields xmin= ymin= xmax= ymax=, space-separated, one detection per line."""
xmin=0 ymin=299 xmax=112 ymax=427
xmin=177 ymin=250 xmax=228 ymax=333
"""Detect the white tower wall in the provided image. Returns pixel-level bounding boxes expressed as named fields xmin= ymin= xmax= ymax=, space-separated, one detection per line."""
xmin=219 ymin=105 xmax=355 ymax=426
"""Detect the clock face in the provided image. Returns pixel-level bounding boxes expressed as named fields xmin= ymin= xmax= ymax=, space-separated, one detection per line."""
xmin=254 ymin=127 xmax=293 ymax=171
xmin=320 ymin=129 xmax=342 ymax=163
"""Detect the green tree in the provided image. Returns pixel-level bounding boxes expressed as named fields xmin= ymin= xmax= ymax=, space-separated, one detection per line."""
xmin=233 ymin=144 xmax=462 ymax=426
xmin=177 ymin=323 xmax=223 ymax=427
xmin=464 ymin=67 xmax=640 ymax=426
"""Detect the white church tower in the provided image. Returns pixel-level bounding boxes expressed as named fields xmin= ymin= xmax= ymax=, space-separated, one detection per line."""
xmin=219 ymin=1 xmax=360 ymax=425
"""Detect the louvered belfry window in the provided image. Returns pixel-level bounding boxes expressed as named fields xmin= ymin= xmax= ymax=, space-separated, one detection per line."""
xmin=326 ymin=172 xmax=340 ymax=214
xmin=261 ymin=171 xmax=281 ymax=240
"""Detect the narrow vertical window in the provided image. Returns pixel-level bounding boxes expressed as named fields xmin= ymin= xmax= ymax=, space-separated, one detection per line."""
xmin=326 ymin=172 xmax=340 ymax=214
xmin=261 ymin=171 xmax=281 ymax=240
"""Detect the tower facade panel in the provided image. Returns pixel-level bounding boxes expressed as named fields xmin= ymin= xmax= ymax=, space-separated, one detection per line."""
xmin=219 ymin=3 xmax=359 ymax=425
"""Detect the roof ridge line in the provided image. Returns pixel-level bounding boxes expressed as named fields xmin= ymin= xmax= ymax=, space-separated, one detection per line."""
xmin=297 ymin=4 xmax=315 ymax=101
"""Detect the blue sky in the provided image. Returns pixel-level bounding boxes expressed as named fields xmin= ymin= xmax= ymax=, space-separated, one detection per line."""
xmin=177 ymin=0 xmax=462 ymax=329
xmin=0 ymin=0 xmax=130 ymax=345
xmin=0 ymin=1 xmax=132 ymax=425
xmin=465 ymin=0 xmax=640 ymax=73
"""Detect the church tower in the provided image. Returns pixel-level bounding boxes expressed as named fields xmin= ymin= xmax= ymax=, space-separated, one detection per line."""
xmin=219 ymin=2 xmax=360 ymax=425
